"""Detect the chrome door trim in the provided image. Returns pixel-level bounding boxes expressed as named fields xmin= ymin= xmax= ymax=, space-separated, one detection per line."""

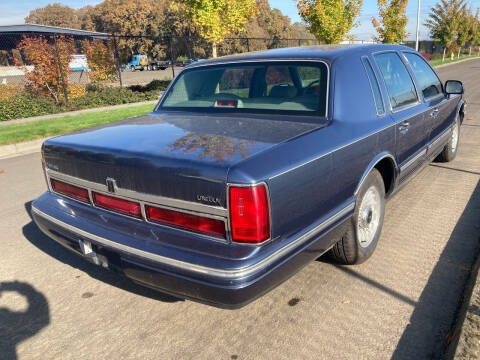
xmin=399 ymin=148 xmax=427 ymax=172
xmin=427 ymin=125 xmax=452 ymax=150
xmin=32 ymin=200 xmax=354 ymax=279
xmin=45 ymin=169 xmax=228 ymax=218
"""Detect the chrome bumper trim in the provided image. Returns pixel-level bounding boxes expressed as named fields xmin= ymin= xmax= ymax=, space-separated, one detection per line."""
xmin=32 ymin=200 xmax=354 ymax=279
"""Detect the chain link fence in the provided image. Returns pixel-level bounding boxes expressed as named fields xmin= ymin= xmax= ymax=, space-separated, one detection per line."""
xmin=0 ymin=31 xmax=476 ymax=104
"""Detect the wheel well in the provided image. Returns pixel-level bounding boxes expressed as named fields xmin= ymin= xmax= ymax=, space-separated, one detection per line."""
xmin=459 ymin=103 xmax=465 ymax=123
xmin=374 ymin=157 xmax=395 ymax=195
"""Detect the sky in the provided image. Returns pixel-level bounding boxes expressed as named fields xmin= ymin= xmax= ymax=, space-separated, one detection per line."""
xmin=0 ymin=0 xmax=479 ymax=41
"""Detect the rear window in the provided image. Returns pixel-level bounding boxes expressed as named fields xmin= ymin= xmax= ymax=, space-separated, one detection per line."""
xmin=160 ymin=62 xmax=328 ymax=116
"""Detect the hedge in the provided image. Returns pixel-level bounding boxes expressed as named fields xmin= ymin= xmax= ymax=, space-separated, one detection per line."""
xmin=0 ymin=81 xmax=168 ymax=121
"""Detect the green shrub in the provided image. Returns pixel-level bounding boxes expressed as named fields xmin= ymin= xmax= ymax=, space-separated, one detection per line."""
xmin=0 ymin=87 xmax=161 ymax=121
xmin=70 ymin=87 xmax=159 ymax=109
xmin=0 ymin=95 xmax=60 ymax=121
xmin=127 ymin=80 xmax=170 ymax=93
xmin=145 ymin=79 xmax=170 ymax=92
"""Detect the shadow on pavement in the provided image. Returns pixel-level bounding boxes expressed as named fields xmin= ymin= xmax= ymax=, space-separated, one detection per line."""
xmin=429 ymin=164 xmax=480 ymax=176
xmin=22 ymin=201 xmax=182 ymax=304
xmin=0 ymin=281 xmax=49 ymax=360
xmin=392 ymin=180 xmax=480 ymax=359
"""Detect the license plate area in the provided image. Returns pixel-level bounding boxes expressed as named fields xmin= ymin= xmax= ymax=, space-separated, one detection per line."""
xmin=78 ymin=239 xmax=109 ymax=268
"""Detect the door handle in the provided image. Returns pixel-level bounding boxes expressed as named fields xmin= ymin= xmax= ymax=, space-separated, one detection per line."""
xmin=398 ymin=121 xmax=410 ymax=131
xmin=430 ymin=108 xmax=439 ymax=118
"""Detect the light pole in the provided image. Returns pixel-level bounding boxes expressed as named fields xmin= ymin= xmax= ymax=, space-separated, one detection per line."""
xmin=415 ymin=0 xmax=421 ymax=51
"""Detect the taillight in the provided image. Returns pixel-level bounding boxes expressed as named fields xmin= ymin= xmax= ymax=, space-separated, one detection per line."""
xmin=93 ymin=192 xmax=142 ymax=218
xmin=51 ymin=179 xmax=89 ymax=202
xmin=146 ymin=205 xmax=226 ymax=238
xmin=229 ymin=184 xmax=270 ymax=244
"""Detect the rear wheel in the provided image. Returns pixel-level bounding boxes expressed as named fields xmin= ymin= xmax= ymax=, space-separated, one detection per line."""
xmin=435 ymin=114 xmax=460 ymax=162
xmin=329 ymin=168 xmax=385 ymax=265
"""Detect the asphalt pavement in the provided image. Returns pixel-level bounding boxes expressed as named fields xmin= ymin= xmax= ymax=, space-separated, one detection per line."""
xmin=1 ymin=59 xmax=479 ymax=360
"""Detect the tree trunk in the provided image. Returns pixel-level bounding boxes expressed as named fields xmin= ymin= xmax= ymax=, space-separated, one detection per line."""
xmin=212 ymin=42 xmax=217 ymax=58
xmin=442 ymin=47 xmax=446 ymax=62
xmin=457 ymin=48 xmax=461 ymax=58
xmin=469 ymin=46 xmax=472 ymax=56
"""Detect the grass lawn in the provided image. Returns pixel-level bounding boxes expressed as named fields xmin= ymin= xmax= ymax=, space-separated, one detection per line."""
xmin=431 ymin=55 xmax=478 ymax=67
xmin=0 ymin=103 xmax=154 ymax=146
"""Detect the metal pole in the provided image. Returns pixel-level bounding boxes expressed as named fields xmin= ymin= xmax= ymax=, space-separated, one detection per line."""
xmin=169 ymin=36 xmax=175 ymax=78
xmin=54 ymin=34 xmax=69 ymax=105
xmin=415 ymin=0 xmax=421 ymax=51
xmin=113 ymin=36 xmax=123 ymax=87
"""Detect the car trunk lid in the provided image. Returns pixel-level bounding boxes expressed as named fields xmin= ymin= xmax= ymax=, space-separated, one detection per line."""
xmin=43 ymin=111 xmax=325 ymax=208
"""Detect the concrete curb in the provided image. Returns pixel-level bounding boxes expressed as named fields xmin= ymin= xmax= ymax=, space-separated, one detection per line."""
xmin=433 ymin=56 xmax=479 ymax=69
xmin=0 ymin=100 xmax=158 ymax=127
xmin=447 ymin=251 xmax=480 ymax=359
xmin=0 ymin=137 xmax=47 ymax=159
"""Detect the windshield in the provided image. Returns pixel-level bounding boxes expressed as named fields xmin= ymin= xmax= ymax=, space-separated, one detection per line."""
xmin=160 ymin=61 xmax=328 ymax=116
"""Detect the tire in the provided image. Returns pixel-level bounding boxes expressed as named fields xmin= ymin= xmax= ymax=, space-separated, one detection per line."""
xmin=435 ymin=114 xmax=460 ymax=162
xmin=329 ymin=168 xmax=385 ymax=265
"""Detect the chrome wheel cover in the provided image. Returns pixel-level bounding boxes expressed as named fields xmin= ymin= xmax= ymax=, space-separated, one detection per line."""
xmin=451 ymin=118 xmax=459 ymax=152
xmin=357 ymin=186 xmax=381 ymax=248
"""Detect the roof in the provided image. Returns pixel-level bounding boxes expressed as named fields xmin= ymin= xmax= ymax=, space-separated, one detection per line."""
xmin=0 ymin=24 xmax=109 ymax=39
xmin=190 ymin=44 xmax=415 ymax=67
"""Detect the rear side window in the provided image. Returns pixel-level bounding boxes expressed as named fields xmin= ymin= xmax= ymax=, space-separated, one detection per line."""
xmin=161 ymin=62 xmax=328 ymax=116
xmin=374 ymin=52 xmax=418 ymax=110
xmin=362 ymin=57 xmax=385 ymax=115
xmin=403 ymin=52 xmax=443 ymax=99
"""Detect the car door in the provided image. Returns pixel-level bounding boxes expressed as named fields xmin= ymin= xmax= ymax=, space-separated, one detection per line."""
xmin=374 ymin=51 xmax=427 ymax=181
xmin=402 ymin=52 xmax=458 ymax=157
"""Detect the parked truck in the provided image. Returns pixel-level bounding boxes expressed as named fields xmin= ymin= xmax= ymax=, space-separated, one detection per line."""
xmin=126 ymin=54 xmax=168 ymax=71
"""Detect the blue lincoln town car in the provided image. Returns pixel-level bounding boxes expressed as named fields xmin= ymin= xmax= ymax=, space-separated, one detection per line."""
xmin=32 ymin=45 xmax=465 ymax=308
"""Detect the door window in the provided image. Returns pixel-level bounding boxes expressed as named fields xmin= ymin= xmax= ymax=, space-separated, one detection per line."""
xmin=362 ymin=57 xmax=385 ymax=115
xmin=403 ymin=52 xmax=443 ymax=99
xmin=374 ymin=52 xmax=418 ymax=110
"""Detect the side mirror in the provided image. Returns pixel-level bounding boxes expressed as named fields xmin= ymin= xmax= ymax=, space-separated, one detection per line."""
xmin=159 ymin=90 xmax=165 ymax=98
xmin=445 ymin=80 xmax=464 ymax=95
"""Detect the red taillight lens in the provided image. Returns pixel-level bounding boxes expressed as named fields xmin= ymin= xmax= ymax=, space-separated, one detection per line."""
xmin=229 ymin=184 xmax=270 ymax=243
xmin=146 ymin=206 xmax=226 ymax=238
xmin=93 ymin=192 xmax=142 ymax=218
xmin=51 ymin=179 xmax=89 ymax=202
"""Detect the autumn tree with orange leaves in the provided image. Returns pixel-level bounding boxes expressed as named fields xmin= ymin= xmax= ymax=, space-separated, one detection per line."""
xmin=16 ymin=35 xmax=74 ymax=103
xmin=84 ymin=39 xmax=117 ymax=84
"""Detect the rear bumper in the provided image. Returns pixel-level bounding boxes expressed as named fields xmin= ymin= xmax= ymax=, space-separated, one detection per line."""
xmin=31 ymin=192 xmax=353 ymax=308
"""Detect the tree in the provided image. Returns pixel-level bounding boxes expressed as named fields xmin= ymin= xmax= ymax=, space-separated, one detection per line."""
xmin=175 ymin=0 xmax=257 ymax=57
xmin=15 ymin=36 xmax=74 ymax=103
xmin=456 ymin=6 xmax=470 ymax=57
xmin=89 ymin=0 xmax=168 ymax=62
xmin=371 ymin=0 xmax=408 ymax=43
xmin=466 ymin=9 xmax=480 ymax=55
xmin=84 ymin=39 xmax=117 ymax=84
xmin=25 ymin=3 xmax=81 ymax=28
xmin=425 ymin=0 xmax=466 ymax=61
xmin=295 ymin=0 xmax=362 ymax=44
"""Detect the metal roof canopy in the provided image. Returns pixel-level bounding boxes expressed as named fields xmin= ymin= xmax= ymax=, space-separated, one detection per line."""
xmin=0 ymin=24 xmax=110 ymax=39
